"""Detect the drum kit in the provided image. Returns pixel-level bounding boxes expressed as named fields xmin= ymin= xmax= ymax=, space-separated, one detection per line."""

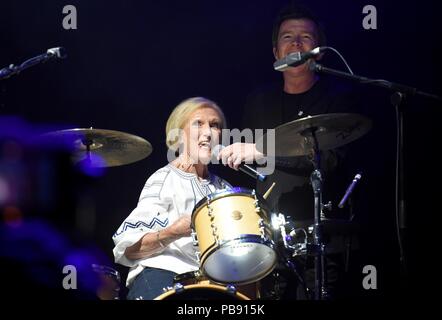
xmin=44 ymin=113 xmax=371 ymax=300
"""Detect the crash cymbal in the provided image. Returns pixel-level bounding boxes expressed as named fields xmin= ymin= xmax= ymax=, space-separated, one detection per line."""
xmin=257 ymin=113 xmax=372 ymax=157
xmin=42 ymin=128 xmax=152 ymax=167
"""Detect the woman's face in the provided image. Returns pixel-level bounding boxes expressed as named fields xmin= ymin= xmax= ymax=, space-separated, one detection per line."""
xmin=181 ymin=107 xmax=222 ymax=165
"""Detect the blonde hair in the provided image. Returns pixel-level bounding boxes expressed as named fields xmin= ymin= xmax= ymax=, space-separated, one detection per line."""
xmin=165 ymin=97 xmax=226 ymax=151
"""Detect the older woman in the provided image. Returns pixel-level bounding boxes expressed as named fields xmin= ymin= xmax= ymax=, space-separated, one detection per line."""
xmin=112 ymin=97 xmax=231 ymax=300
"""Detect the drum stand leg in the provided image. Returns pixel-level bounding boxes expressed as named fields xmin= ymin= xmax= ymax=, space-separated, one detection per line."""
xmin=308 ymin=129 xmax=328 ymax=300
xmin=285 ymin=257 xmax=310 ymax=299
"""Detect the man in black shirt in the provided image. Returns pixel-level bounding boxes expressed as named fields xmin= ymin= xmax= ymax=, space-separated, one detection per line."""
xmin=218 ymin=4 xmax=363 ymax=299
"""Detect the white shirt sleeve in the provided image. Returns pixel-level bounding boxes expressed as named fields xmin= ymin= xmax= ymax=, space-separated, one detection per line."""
xmin=112 ymin=168 xmax=172 ymax=267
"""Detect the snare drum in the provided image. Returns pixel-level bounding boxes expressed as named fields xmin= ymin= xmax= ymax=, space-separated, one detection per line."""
xmin=191 ymin=188 xmax=277 ymax=284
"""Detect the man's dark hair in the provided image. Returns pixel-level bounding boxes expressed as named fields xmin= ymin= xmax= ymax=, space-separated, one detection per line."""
xmin=272 ymin=4 xmax=326 ymax=48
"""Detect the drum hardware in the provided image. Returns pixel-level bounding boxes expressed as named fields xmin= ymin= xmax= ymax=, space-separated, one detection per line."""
xmin=252 ymin=190 xmax=261 ymax=212
xmin=272 ymin=213 xmax=308 ymax=257
xmin=258 ymin=218 xmax=267 ymax=241
xmin=322 ymin=201 xmax=333 ymax=217
xmin=287 ymin=229 xmax=308 ymax=257
xmin=284 ymin=256 xmax=310 ymax=299
xmin=162 ymin=286 xmax=173 ymax=293
xmin=206 ymin=198 xmax=220 ymax=247
xmin=191 ymin=231 xmax=198 ymax=246
xmin=258 ymin=113 xmax=372 ymax=300
xmin=174 ymin=283 xmax=185 ymax=294
xmin=226 ymin=284 xmax=238 ymax=295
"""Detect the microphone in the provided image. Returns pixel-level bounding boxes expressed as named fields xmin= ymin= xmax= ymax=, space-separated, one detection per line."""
xmin=46 ymin=47 xmax=67 ymax=59
xmin=0 ymin=47 xmax=67 ymax=80
xmin=29 ymin=47 xmax=67 ymax=65
xmin=212 ymin=145 xmax=267 ymax=182
xmin=338 ymin=173 xmax=362 ymax=208
xmin=274 ymin=47 xmax=323 ymax=71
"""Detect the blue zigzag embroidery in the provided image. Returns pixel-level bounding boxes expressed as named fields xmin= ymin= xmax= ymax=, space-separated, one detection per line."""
xmin=113 ymin=217 xmax=169 ymax=237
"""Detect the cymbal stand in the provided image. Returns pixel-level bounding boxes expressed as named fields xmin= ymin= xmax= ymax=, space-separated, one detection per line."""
xmin=305 ymin=127 xmax=328 ymax=300
xmin=310 ymin=61 xmax=442 ymax=280
xmin=272 ymin=213 xmax=309 ymax=298
xmin=81 ymin=138 xmax=93 ymax=163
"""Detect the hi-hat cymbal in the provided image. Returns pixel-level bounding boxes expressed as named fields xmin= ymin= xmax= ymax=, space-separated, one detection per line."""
xmin=42 ymin=128 xmax=153 ymax=167
xmin=256 ymin=113 xmax=372 ymax=157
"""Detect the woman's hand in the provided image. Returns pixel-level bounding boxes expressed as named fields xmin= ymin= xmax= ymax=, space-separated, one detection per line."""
xmin=124 ymin=215 xmax=192 ymax=260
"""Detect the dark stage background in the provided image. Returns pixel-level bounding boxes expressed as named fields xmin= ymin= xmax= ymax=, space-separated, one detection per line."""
xmin=1 ymin=0 xmax=441 ymax=301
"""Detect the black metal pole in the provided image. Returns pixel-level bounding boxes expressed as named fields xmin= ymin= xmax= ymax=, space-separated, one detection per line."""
xmin=311 ymin=169 xmax=324 ymax=300
xmin=308 ymin=128 xmax=327 ymax=300
xmin=391 ymin=92 xmax=407 ymax=278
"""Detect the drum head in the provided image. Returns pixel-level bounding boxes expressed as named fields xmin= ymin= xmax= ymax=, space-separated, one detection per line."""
xmin=203 ymin=238 xmax=277 ymax=284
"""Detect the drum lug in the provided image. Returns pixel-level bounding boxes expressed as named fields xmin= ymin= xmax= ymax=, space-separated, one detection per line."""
xmin=252 ymin=189 xmax=261 ymax=212
xmin=207 ymin=203 xmax=214 ymax=223
xmin=162 ymin=286 xmax=173 ymax=293
xmin=210 ymin=223 xmax=218 ymax=239
xmin=173 ymin=283 xmax=185 ymax=293
xmin=195 ymin=251 xmax=201 ymax=263
xmin=226 ymin=284 xmax=237 ymax=295
xmin=259 ymin=218 xmax=267 ymax=241
xmin=261 ymin=234 xmax=269 ymax=243
xmin=191 ymin=230 xmax=198 ymax=246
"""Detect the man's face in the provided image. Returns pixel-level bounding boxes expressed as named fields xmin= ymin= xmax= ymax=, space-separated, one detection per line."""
xmin=273 ymin=18 xmax=320 ymax=76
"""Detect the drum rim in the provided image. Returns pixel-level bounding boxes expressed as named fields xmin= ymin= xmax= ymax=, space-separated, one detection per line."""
xmin=191 ymin=187 xmax=270 ymax=225
xmin=154 ymin=283 xmax=251 ymax=300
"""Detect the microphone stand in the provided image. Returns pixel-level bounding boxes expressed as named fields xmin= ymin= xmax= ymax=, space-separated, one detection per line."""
xmin=0 ymin=49 xmax=65 ymax=81
xmin=310 ymin=61 xmax=442 ymax=282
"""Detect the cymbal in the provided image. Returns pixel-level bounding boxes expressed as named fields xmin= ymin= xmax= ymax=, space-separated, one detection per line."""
xmin=42 ymin=128 xmax=153 ymax=167
xmin=257 ymin=113 xmax=372 ymax=157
